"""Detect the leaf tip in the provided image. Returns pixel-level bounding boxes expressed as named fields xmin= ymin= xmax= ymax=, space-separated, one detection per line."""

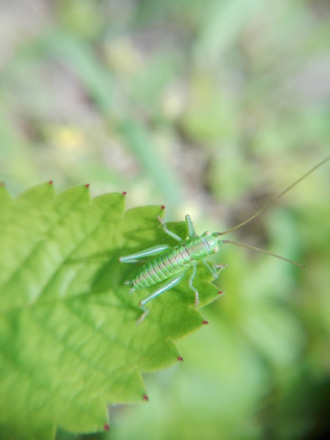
xmin=0 ymin=181 xmax=5 ymax=186
xmin=218 ymin=291 xmax=223 ymax=295
xmin=104 ymin=424 xmax=110 ymax=431
xmin=202 ymin=320 xmax=209 ymax=325
xmin=48 ymin=180 xmax=53 ymax=185
xmin=177 ymin=356 xmax=184 ymax=362
xmin=160 ymin=205 xmax=165 ymax=210
xmin=122 ymin=191 xmax=127 ymax=196
xmin=85 ymin=183 xmax=90 ymax=188
xmin=143 ymin=394 xmax=149 ymax=401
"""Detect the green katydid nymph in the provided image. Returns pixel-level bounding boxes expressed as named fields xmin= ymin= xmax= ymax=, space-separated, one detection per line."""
xmin=120 ymin=158 xmax=329 ymax=322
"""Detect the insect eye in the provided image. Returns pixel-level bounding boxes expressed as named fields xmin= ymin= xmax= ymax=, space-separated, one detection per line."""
xmin=213 ymin=246 xmax=219 ymax=253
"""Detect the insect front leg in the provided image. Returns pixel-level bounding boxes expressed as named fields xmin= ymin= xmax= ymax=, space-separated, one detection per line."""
xmin=202 ymin=260 xmax=227 ymax=279
xmin=119 ymin=244 xmax=171 ymax=263
xmin=137 ymin=271 xmax=187 ymax=323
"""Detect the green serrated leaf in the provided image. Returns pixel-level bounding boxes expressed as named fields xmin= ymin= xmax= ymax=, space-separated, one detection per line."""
xmin=0 ymin=183 xmax=220 ymax=439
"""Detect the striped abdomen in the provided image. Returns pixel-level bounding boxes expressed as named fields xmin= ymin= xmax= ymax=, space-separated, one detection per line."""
xmin=131 ymin=236 xmax=210 ymax=290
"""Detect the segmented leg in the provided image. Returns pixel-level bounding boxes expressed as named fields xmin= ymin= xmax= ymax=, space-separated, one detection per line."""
xmin=119 ymin=244 xmax=171 ymax=263
xmin=157 ymin=216 xmax=183 ymax=242
xmin=185 ymin=214 xmax=197 ymax=238
xmin=202 ymin=260 xmax=227 ymax=279
xmin=188 ymin=263 xmax=199 ymax=306
xmin=137 ymin=271 xmax=187 ymax=323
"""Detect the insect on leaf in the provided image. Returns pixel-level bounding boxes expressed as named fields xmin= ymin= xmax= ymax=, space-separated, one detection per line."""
xmin=0 ymin=183 xmax=219 ymax=440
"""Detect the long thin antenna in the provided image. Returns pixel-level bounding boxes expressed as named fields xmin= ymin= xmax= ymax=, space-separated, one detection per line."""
xmin=222 ymin=239 xmax=305 ymax=268
xmin=216 ymin=157 xmax=329 ymax=236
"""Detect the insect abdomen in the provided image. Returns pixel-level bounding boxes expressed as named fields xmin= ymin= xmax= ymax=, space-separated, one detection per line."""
xmin=131 ymin=237 xmax=209 ymax=290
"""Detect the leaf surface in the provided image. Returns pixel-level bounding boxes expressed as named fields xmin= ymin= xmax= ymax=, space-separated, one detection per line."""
xmin=0 ymin=183 xmax=220 ymax=439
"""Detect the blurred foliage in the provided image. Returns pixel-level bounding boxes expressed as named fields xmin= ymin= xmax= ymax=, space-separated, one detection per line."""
xmin=0 ymin=0 xmax=329 ymax=439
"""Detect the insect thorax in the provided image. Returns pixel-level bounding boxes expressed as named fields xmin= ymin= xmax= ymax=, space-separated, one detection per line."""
xmin=180 ymin=236 xmax=211 ymax=261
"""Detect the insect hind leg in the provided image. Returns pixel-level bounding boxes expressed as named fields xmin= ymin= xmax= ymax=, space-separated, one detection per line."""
xmin=137 ymin=271 xmax=186 ymax=323
xmin=120 ymin=244 xmax=171 ymax=263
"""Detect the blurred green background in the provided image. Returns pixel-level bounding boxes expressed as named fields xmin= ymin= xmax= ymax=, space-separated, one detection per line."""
xmin=0 ymin=1 xmax=329 ymax=439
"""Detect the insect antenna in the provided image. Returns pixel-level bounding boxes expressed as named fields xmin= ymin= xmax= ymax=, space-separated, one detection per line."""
xmin=216 ymin=157 xmax=329 ymax=237
xmin=222 ymin=239 xmax=305 ymax=268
